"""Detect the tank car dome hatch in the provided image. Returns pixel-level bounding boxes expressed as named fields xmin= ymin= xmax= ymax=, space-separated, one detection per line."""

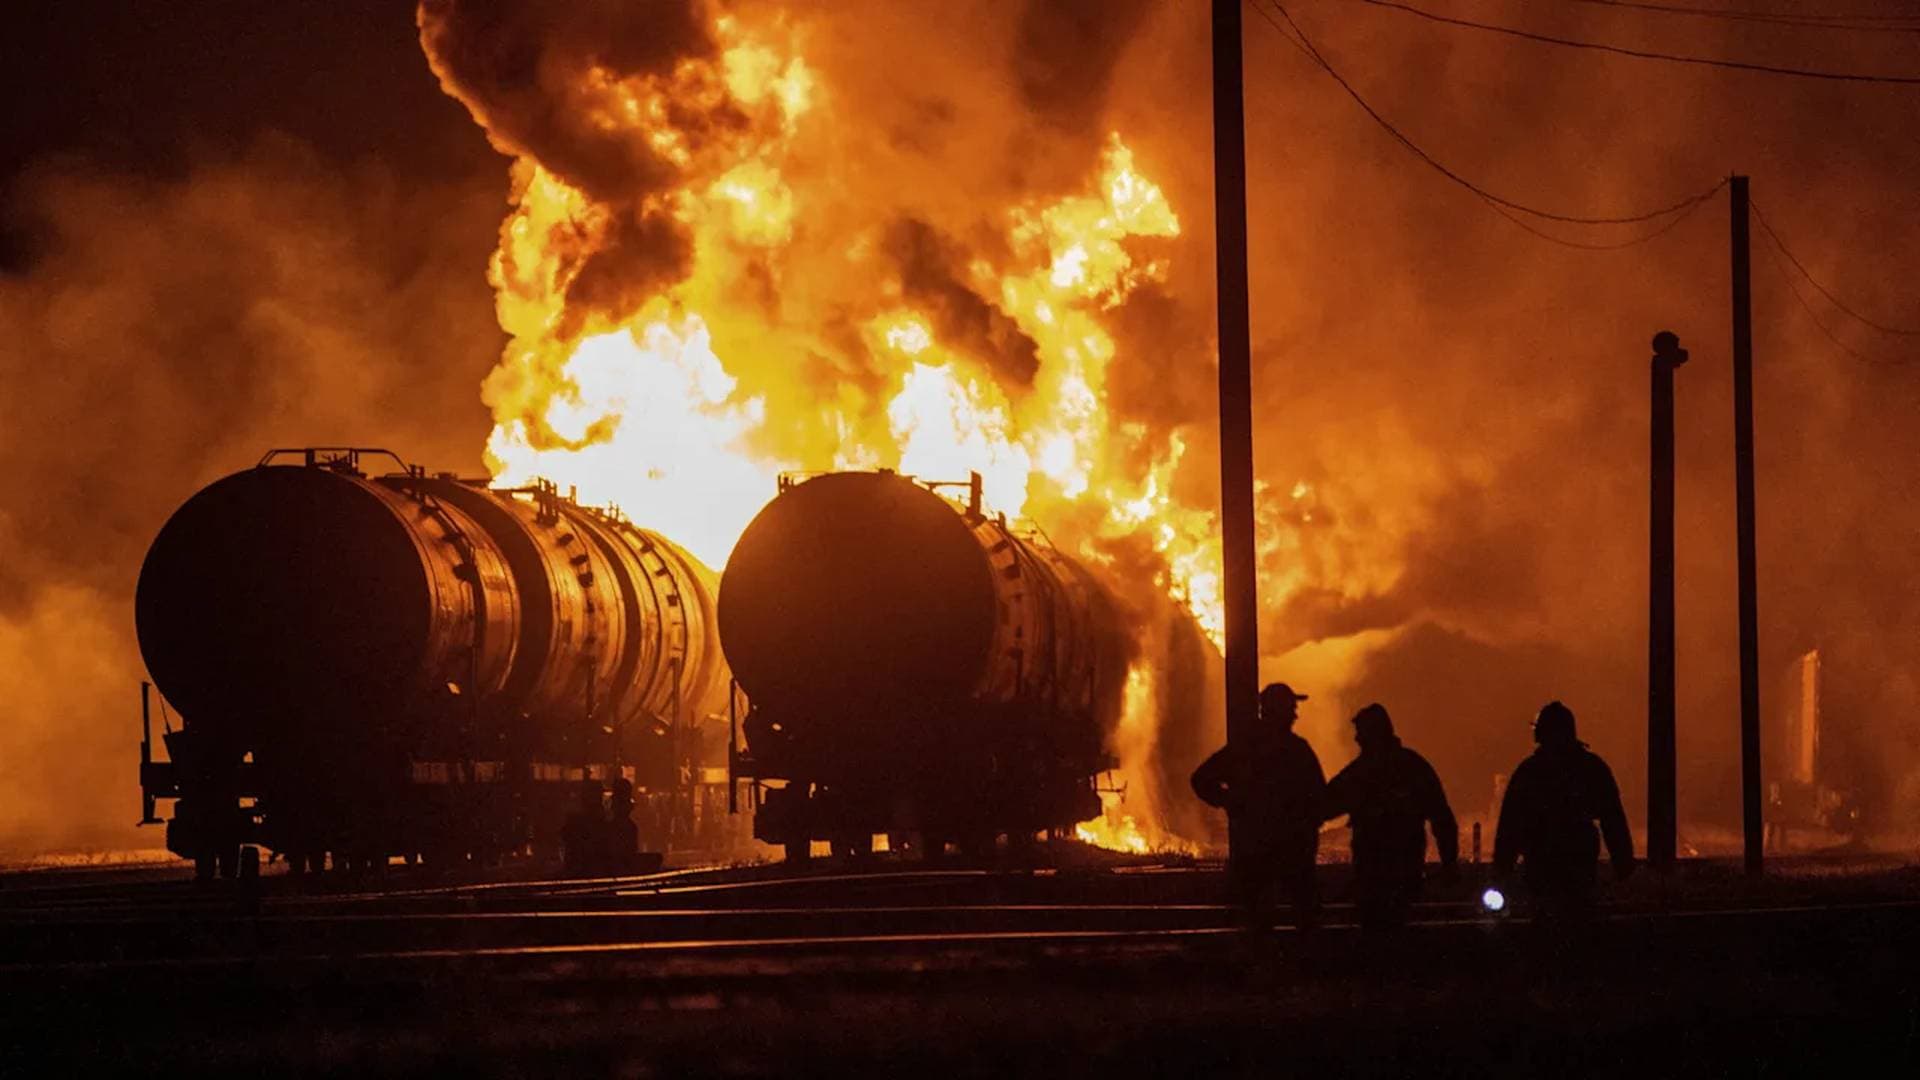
xmin=718 ymin=472 xmax=998 ymax=715
xmin=135 ymin=465 xmax=448 ymax=737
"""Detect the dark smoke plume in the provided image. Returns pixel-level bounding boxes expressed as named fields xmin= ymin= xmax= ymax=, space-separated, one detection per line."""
xmin=418 ymin=0 xmax=731 ymax=333
xmin=885 ymin=218 xmax=1041 ymax=387
xmin=418 ymin=0 xmax=719 ymax=200
xmin=1012 ymin=0 xmax=1156 ymax=133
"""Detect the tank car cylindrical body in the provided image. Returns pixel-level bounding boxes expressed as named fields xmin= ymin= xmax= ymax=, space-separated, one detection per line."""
xmin=719 ymin=471 xmax=1132 ymax=856
xmin=134 ymin=449 xmax=731 ymax=872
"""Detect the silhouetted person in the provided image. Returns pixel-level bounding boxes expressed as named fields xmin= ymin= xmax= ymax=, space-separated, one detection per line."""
xmin=1494 ymin=701 xmax=1633 ymax=917
xmin=606 ymin=777 xmax=640 ymax=872
xmin=1322 ymin=704 xmax=1458 ymax=929
xmin=1191 ymin=682 xmax=1326 ymax=929
xmin=561 ymin=779 xmax=605 ymax=875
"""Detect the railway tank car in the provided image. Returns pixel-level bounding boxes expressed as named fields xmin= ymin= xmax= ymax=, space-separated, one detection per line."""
xmin=719 ymin=470 xmax=1134 ymax=859
xmin=135 ymin=447 xmax=731 ymax=876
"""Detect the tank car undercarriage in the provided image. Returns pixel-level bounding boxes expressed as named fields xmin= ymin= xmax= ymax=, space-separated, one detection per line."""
xmin=140 ymin=699 xmax=726 ymax=879
xmin=734 ymin=699 xmax=1110 ymax=861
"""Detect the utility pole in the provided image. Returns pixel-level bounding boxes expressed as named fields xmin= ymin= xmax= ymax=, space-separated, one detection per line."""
xmin=1730 ymin=176 xmax=1764 ymax=876
xmin=1211 ymin=0 xmax=1262 ymax=864
xmin=1648 ymin=330 xmax=1687 ymax=872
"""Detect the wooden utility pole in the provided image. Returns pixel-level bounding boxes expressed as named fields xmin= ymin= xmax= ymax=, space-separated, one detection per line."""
xmin=1648 ymin=331 xmax=1687 ymax=871
xmin=1730 ymin=176 xmax=1764 ymax=876
xmin=1211 ymin=0 xmax=1262 ymax=863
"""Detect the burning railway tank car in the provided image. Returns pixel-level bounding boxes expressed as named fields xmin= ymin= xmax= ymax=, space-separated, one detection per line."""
xmin=720 ymin=470 xmax=1134 ymax=859
xmin=135 ymin=448 xmax=730 ymax=876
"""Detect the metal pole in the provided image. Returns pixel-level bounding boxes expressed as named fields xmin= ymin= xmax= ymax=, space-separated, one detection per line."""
xmin=1212 ymin=0 xmax=1262 ymax=864
xmin=728 ymin=679 xmax=740 ymax=815
xmin=1730 ymin=176 xmax=1764 ymax=876
xmin=1649 ymin=331 xmax=1687 ymax=871
xmin=140 ymin=681 xmax=157 ymax=826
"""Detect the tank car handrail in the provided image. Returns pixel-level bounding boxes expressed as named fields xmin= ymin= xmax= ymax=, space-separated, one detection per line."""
xmin=256 ymin=447 xmax=414 ymax=476
xmin=1002 ymin=515 xmax=1060 ymax=551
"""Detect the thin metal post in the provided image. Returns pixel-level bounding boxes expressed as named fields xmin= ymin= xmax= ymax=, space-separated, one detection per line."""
xmin=1730 ymin=177 xmax=1764 ymax=876
xmin=1649 ymin=331 xmax=1686 ymax=870
xmin=140 ymin=681 xmax=157 ymax=825
xmin=1212 ymin=0 xmax=1262 ymax=865
xmin=728 ymin=680 xmax=740 ymax=815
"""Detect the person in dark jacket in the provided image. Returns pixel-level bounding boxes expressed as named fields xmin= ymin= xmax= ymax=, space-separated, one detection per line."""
xmin=605 ymin=777 xmax=641 ymax=872
xmin=1493 ymin=701 xmax=1634 ymax=917
xmin=1191 ymin=682 xmax=1327 ymax=929
xmin=1322 ymin=704 xmax=1458 ymax=929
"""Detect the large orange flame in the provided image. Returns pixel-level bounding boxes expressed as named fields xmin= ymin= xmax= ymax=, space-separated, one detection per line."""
xmin=437 ymin=10 xmax=1230 ymax=852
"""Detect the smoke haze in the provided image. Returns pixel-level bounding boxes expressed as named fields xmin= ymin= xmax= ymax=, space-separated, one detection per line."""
xmin=4 ymin=1 xmax=1919 ymax=854
xmin=0 ymin=144 xmax=502 ymax=854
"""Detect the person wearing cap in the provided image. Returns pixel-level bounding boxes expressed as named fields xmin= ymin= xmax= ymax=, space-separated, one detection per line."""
xmin=605 ymin=777 xmax=641 ymax=873
xmin=1321 ymin=703 xmax=1458 ymax=929
xmin=1190 ymin=682 xmax=1327 ymax=929
xmin=1493 ymin=701 xmax=1634 ymax=918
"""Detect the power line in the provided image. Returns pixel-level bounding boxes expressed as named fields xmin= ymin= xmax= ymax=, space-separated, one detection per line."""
xmin=1361 ymin=0 xmax=1920 ymax=84
xmin=1254 ymin=1 xmax=1915 ymax=359
xmin=1254 ymin=0 xmax=1727 ymax=228
xmin=1249 ymin=0 xmax=1321 ymax=63
xmin=1749 ymin=200 xmax=1920 ymax=337
xmin=1482 ymin=185 xmax=1722 ymax=249
xmin=1566 ymin=0 xmax=1920 ymax=33
xmin=1757 ymin=226 xmax=1909 ymax=368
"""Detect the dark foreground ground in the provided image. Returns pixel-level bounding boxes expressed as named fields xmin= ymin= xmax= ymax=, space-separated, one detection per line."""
xmin=3 ymin=853 xmax=1917 ymax=1077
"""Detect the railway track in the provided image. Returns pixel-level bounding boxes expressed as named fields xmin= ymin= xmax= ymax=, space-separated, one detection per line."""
xmin=6 ymin=857 xmax=1918 ymax=1074
xmin=5 ymin=856 xmax=1917 ymax=969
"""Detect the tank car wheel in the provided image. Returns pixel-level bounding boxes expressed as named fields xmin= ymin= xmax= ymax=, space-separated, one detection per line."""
xmin=194 ymin=855 xmax=216 ymax=882
xmin=783 ymin=838 xmax=812 ymax=863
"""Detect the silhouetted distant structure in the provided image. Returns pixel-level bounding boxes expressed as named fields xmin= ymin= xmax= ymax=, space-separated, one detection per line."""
xmin=1191 ymin=682 xmax=1326 ymax=928
xmin=1764 ymin=649 xmax=1864 ymax=850
xmin=1494 ymin=701 xmax=1634 ymax=917
xmin=1322 ymin=704 xmax=1458 ymax=929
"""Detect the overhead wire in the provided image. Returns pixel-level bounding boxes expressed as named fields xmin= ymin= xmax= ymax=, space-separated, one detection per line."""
xmin=1253 ymin=1 xmax=1915 ymax=362
xmin=1565 ymin=0 xmax=1920 ymax=33
xmin=1748 ymin=200 xmax=1920 ymax=336
xmin=1251 ymin=0 xmax=1321 ymax=63
xmin=1253 ymin=0 xmax=1727 ymax=240
xmin=1360 ymin=0 xmax=1920 ymax=84
xmin=1756 ymin=224 xmax=1909 ymax=368
xmin=1480 ymin=185 xmax=1722 ymax=249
